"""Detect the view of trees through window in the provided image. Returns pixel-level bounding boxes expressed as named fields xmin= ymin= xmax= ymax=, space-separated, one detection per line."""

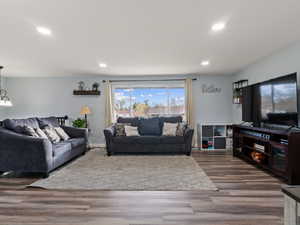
xmin=113 ymin=87 xmax=185 ymax=118
xmin=260 ymin=83 xmax=297 ymax=119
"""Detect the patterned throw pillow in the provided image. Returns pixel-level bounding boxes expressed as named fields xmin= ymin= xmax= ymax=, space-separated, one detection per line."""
xmin=35 ymin=128 xmax=49 ymax=139
xmin=124 ymin=125 xmax=139 ymax=136
xmin=43 ymin=126 xmax=61 ymax=143
xmin=115 ymin=123 xmax=128 ymax=136
xmin=54 ymin=127 xmax=70 ymax=141
xmin=23 ymin=126 xmax=39 ymax=138
xmin=176 ymin=122 xmax=187 ymax=136
xmin=162 ymin=122 xmax=177 ymax=136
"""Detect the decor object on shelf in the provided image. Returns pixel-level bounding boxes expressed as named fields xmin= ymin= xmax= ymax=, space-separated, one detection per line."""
xmin=80 ymin=106 xmax=91 ymax=128
xmin=78 ymin=81 xmax=85 ymax=91
xmin=0 ymin=66 xmax=12 ymax=107
xmin=92 ymin=82 xmax=100 ymax=91
xmin=72 ymin=118 xmax=87 ymax=128
xmin=232 ymin=79 xmax=248 ymax=104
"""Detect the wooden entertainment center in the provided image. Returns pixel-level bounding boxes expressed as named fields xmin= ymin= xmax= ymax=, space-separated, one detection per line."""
xmin=233 ymin=125 xmax=300 ymax=185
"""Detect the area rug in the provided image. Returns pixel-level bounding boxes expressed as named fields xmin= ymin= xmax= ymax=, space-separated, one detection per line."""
xmin=30 ymin=149 xmax=218 ymax=191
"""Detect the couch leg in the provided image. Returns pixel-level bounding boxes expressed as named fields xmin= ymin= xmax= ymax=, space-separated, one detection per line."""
xmin=107 ymin=152 xmax=111 ymax=156
xmin=42 ymin=173 xmax=49 ymax=178
xmin=186 ymin=152 xmax=191 ymax=156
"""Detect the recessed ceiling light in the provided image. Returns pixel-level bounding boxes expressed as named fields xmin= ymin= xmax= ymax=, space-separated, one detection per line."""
xmin=211 ymin=22 xmax=226 ymax=32
xmin=201 ymin=60 xmax=210 ymax=66
xmin=99 ymin=63 xmax=107 ymax=68
xmin=36 ymin=26 xmax=52 ymax=36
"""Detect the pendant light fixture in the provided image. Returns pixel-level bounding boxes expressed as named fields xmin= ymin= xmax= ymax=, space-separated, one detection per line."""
xmin=0 ymin=66 xmax=12 ymax=107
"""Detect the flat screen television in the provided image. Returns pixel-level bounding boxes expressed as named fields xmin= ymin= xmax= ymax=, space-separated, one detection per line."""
xmin=242 ymin=73 xmax=299 ymax=126
xmin=260 ymin=73 xmax=298 ymax=126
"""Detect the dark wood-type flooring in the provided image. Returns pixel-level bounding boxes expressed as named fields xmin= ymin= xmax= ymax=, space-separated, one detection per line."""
xmin=0 ymin=151 xmax=283 ymax=225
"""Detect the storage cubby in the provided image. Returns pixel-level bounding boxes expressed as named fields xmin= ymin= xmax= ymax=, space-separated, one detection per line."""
xmin=198 ymin=124 xmax=232 ymax=150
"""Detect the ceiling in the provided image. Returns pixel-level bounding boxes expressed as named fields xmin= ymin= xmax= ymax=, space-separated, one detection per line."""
xmin=1 ymin=0 xmax=300 ymax=77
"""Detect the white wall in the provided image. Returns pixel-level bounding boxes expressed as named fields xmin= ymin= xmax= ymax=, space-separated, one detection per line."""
xmin=3 ymin=74 xmax=233 ymax=144
xmin=232 ymin=41 xmax=300 ymax=123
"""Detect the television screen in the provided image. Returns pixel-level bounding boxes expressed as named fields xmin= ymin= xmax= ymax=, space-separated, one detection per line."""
xmin=260 ymin=73 xmax=298 ymax=126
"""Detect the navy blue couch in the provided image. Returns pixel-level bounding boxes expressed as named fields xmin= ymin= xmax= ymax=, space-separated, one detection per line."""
xmin=0 ymin=117 xmax=88 ymax=177
xmin=104 ymin=116 xmax=194 ymax=156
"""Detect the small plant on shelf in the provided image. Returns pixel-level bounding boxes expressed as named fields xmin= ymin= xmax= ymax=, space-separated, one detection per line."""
xmin=72 ymin=118 xmax=86 ymax=128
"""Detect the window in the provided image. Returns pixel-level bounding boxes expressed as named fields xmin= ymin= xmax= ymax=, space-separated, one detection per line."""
xmin=112 ymin=83 xmax=185 ymax=119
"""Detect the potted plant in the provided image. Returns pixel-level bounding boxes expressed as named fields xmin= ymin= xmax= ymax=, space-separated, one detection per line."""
xmin=78 ymin=81 xmax=85 ymax=91
xmin=72 ymin=118 xmax=87 ymax=128
xmin=92 ymin=82 xmax=100 ymax=91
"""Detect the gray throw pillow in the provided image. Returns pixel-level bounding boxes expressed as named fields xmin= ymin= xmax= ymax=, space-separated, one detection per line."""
xmin=54 ymin=127 xmax=70 ymax=141
xmin=162 ymin=122 xmax=177 ymax=136
xmin=23 ymin=126 xmax=39 ymax=138
xmin=115 ymin=123 xmax=128 ymax=136
xmin=176 ymin=122 xmax=187 ymax=136
xmin=43 ymin=126 xmax=61 ymax=143
xmin=124 ymin=125 xmax=140 ymax=136
xmin=35 ymin=128 xmax=49 ymax=139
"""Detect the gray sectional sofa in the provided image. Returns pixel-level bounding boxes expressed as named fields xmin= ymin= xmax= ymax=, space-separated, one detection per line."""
xmin=0 ymin=117 xmax=88 ymax=177
xmin=104 ymin=116 xmax=194 ymax=156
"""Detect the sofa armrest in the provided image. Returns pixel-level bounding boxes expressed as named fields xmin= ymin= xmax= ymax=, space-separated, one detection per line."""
xmin=61 ymin=126 xmax=88 ymax=141
xmin=0 ymin=128 xmax=53 ymax=173
xmin=184 ymin=127 xmax=194 ymax=141
xmin=184 ymin=127 xmax=194 ymax=155
xmin=103 ymin=126 xmax=115 ymax=153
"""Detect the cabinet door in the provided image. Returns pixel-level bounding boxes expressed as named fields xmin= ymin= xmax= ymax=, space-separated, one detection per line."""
xmin=270 ymin=143 xmax=288 ymax=174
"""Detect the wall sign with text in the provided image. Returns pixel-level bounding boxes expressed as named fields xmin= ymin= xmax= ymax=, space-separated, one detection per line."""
xmin=202 ymin=84 xmax=222 ymax=94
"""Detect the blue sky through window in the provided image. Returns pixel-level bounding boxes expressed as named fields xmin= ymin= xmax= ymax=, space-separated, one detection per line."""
xmin=113 ymin=87 xmax=185 ymax=117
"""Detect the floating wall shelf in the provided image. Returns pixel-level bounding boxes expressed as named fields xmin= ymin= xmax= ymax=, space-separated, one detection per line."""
xmin=73 ymin=90 xmax=101 ymax=96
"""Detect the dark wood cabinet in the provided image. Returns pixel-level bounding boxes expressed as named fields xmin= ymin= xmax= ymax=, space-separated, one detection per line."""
xmin=233 ymin=125 xmax=300 ymax=185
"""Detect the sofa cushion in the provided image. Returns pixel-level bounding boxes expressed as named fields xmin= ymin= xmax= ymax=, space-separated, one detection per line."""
xmin=160 ymin=116 xmax=183 ymax=124
xmin=53 ymin=142 xmax=72 ymax=157
xmin=117 ymin=117 xmax=140 ymax=127
xmin=159 ymin=116 xmax=183 ymax=135
xmin=160 ymin=136 xmax=185 ymax=144
xmin=43 ymin=126 xmax=61 ymax=143
xmin=139 ymin=118 xmax=161 ymax=136
xmin=162 ymin=122 xmax=177 ymax=136
xmin=136 ymin=136 xmax=161 ymax=144
xmin=37 ymin=117 xmax=60 ymax=128
xmin=124 ymin=125 xmax=139 ymax=136
xmin=3 ymin=118 xmax=40 ymax=133
xmin=113 ymin=136 xmax=139 ymax=144
xmin=54 ymin=127 xmax=70 ymax=141
xmin=23 ymin=126 xmax=39 ymax=138
xmin=66 ymin=138 xmax=85 ymax=148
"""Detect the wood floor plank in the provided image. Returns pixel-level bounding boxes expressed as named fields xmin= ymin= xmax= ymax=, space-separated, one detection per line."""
xmin=0 ymin=151 xmax=284 ymax=225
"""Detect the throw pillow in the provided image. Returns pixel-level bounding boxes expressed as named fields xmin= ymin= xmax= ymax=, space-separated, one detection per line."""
xmin=54 ymin=127 xmax=70 ymax=141
xmin=176 ymin=122 xmax=187 ymax=136
xmin=43 ymin=126 xmax=61 ymax=143
xmin=23 ymin=126 xmax=39 ymax=138
xmin=162 ymin=122 xmax=177 ymax=136
xmin=124 ymin=125 xmax=139 ymax=136
xmin=139 ymin=118 xmax=160 ymax=135
xmin=35 ymin=128 xmax=49 ymax=139
xmin=115 ymin=123 xmax=127 ymax=136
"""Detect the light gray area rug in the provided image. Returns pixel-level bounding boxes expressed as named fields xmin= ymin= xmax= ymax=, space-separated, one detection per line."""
xmin=31 ymin=149 xmax=218 ymax=191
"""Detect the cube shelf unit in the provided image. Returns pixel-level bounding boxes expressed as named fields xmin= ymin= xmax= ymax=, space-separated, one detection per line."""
xmin=197 ymin=123 xmax=233 ymax=150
